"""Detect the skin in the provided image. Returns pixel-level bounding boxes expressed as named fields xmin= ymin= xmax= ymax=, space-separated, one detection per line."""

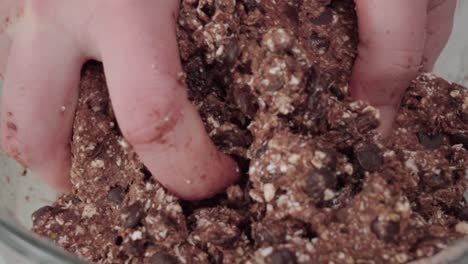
xmin=0 ymin=0 xmax=457 ymax=200
xmin=351 ymin=0 xmax=457 ymax=135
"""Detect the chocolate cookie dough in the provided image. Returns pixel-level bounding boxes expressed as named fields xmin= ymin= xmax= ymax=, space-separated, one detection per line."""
xmin=31 ymin=0 xmax=468 ymax=263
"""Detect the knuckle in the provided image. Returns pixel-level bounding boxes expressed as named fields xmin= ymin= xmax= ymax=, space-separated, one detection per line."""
xmin=385 ymin=49 xmax=423 ymax=72
xmin=121 ymin=101 xmax=184 ymax=146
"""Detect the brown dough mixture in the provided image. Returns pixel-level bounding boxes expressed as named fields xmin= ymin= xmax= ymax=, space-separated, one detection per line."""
xmin=31 ymin=1 xmax=468 ymax=263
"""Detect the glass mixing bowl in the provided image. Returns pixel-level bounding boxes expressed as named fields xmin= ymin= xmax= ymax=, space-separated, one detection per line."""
xmin=1 ymin=2 xmax=468 ymax=263
xmin=0 ymin=158 xmax=84 ymax=264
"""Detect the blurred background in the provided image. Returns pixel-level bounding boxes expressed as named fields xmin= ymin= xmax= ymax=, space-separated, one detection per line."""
xmin=434 ymin=0 xmax=468 ymax=87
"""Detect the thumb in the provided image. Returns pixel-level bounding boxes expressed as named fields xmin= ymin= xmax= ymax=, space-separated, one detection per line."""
xmin=351 ymin=0 xmax=428 ymax=135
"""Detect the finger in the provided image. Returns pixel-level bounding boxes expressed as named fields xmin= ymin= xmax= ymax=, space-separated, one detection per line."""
xmin=0 ymin=33 xmax=10 ymax=79
xmin=1 ymin=17 xmax=82 ymax=192
xmin=351 ymin=0 xmax=428 ymax=135
xmin=95 ymin=1 xmax=238 ymax=200
xmin=423 ymin=0 xmax=457 ymax=71
xmin=0 ymin=0 xmax=22 ymax=78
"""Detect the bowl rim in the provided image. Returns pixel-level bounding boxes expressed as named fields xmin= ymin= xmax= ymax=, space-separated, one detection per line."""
xmin=1 ymin=213 xmax=468 ymax=264
xmin=0 ymin=217 xmax=85 ymax=264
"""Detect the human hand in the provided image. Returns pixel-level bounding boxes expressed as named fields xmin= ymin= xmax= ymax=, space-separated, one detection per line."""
xmin=351 ymin=0 xmax=456 ymax=135
xmin=0 ymin=0 xmax=238 ymax=200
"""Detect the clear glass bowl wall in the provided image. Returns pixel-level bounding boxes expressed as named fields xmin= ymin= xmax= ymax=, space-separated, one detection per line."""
xmin=1 ymin=1 xmax=468 ymax=263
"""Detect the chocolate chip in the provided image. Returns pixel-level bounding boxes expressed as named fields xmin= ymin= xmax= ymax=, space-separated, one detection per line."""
xmin=423 ymin=173 xmax=449 ymax=190
xmin=209 ymin=251 xmax=224 ymax=264
xmin=212 ymin=129 xmax=252 ymax=148
xmin=449 ymin=133 xmax=468 ymax=148
xmin=304 ymin=168 xmax=336 ymax=202
xmin=31 ymin=205 xmax=53 ymax=224
xmin=305 ymin=66 xmax=319 ymax=94
xmin=371 ymin=219 xmax=400 ymax=243
xmin=305 ymin=66 xmax=323 ymax=113
xmin=283 ymin=0 xmax=302 ymax=24
xmin=126 ymin=239 xmax=146 ymax=256
xmin=51 ymin=207 xmax=66 ymax=215
xmin=243 ymin=0 xmax=258 ymax=13
xmin=148 ymin=252 xmax=179 ymax=264
xmin=310 ymin=32 xmax=330 ymax=51
xmin=249 ymin=203 xmax=267 ymax=221
xmin=200 ymin=3 xmax=215 ymax=18
xmin=107 ymin=186 xmax=126 ymax=204
xmin=161 ymin=213 xmax=181 ymax=231
xmin=202 ymin=94 xmax=225 ymax=117
xmin=230 ymin=109 xmax=249 ymax=128
xmin=233 ymin=86 xmax=259 ymax=118
xmin=185 ymin=54 xmax=213 ymax=97
xmin=114 ymin=235 xmax=123 ymax=246
xmin=232 ymin=155 xmax=250 ymax=174
xmin=70 ymin=196 xmax=82 ymax=205
xmin=460 ymin=112 xmax=468 ymax=122
xmin=210 ymin=229 xmax=240 ymax=247
xmin=355 ymin=143 xmax=383 ymax=172
xmin=223 ymin=40 xmax=239 ymax=67
xmin=310 ymin=8 xmax=333 ymax=25
xmin=457 ymin=206 xmax=468 ymax=221
xmin=356 ymin=107 xmax=380 ymax=131
xmin=306 ymin=95 xmax=326 ymax=114
xmin=317 ymin=0 xmax=331 ymax=5
xmin=402 ymin=95 xmax=421 ymax=110
xmin=140 ymin=166 xmax=152 ymax=181
xmin=418 ymin=132 xmax=444 ymax=149
xmin=87 ymin=143 xmax=104 ymax=159
xmin=329 ymin=84 xmax=345 ymax=100
xmin=253 ymin=141 xmax=269 ymax=159
xmin=121 ymin=202 xmax=145 ymax=228
xmin=328 ymin=0 xmax=349 ymax=11
xmin=269 ymin=249 xmax=297 ymax=264
xmin=306 ymin=94 xmax=318 ymax=112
